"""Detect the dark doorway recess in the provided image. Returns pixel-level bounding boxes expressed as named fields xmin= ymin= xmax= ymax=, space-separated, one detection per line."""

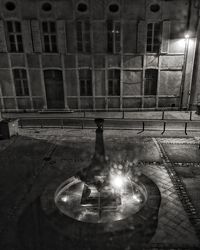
xmin=44 ymin=70 xmax=65 ymax=109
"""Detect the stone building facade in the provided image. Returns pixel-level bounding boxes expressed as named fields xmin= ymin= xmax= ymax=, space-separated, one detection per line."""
xmin=0 ymin=0 xmax=199 ymax=111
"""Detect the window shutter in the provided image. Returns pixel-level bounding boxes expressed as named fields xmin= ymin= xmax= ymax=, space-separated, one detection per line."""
xmin=161 ymin=21 xmax=170 ymax=54
xmin=22 ymin=20 xmax=33 ymax=53
xmin=66 ymin=22 xmax=76 ymax=53
xmin=0 ymin=20 xmax=7 ymax=52
xmin=137 ymin=20 xmax=146 ymax=54
xmin=31 ymin=20 xmax=42 ymax=52
xmin=57 ymin=20 xmax=66 ymax=54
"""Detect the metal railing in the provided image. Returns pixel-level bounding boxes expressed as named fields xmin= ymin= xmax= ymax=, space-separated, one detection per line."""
xmin=16 ymin=112 xmax=200 ymax=135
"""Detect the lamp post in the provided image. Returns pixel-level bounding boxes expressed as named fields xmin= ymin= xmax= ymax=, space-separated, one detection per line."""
xmin=180 ymin=33 xmax=190 ymax=109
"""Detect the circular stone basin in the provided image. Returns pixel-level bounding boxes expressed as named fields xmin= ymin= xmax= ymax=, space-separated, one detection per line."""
xmin=38 ymin=174 xmax=161 ymax=249
xmin=18 ymin=174 xmax=161 ymax=250
xmin=54 ymin=177 xmax=147 ymax=223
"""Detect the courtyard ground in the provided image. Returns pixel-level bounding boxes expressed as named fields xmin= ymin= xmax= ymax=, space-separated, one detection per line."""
xmin=0 ymin=127 xmax=200 ymax=249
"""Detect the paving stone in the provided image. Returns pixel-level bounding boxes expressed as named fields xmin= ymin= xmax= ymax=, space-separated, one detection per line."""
xmin=0 ymin=129 xmax=200 ymax=249
xmin=161 ymin=143 xmax=200 ymax=163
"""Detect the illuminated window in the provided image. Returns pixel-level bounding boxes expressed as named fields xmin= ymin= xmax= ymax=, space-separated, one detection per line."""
xmin=76 ymin=20 xmax=91 ymax=53
xmin=108 ymin=69 xmax=120 ymax=96
xmin=79 ymin=69 xmax=92 ymax=96
xmin=144 ymin=69 xmax=158 ymax=95
xmin=42 ymin=21 xmax=57 ymax=52
xmin=6 ymin=21 xmax=23 ymax=52
xmin=107 ymin=20 xmax=121 ymax=53
xmin=146 ymin=23 xmax=161 ymax=53
xmin=13 ymin=69 xmax=29 ymax=96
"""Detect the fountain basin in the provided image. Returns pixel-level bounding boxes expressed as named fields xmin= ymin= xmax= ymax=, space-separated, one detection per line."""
xmin=39 ymin=173 xmax=161 ymax=249
xmin=54 ymin=175 xmax=147 ymax=223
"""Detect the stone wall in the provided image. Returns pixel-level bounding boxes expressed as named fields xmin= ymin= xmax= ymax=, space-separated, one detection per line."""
xmin=0 ymin=0 xmax=198 ymax=111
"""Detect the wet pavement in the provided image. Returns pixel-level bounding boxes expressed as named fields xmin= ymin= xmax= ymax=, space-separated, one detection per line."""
xmin=0 ymin=128 xmax=200 ymax=249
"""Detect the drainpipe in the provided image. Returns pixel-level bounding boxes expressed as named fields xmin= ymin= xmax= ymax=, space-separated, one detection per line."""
xmin=187 ymin=0 xmax=200 ymax=109
xmin=180 ymin=36 xmax=189 ymax=109
xmin=180 ymin=0 xmax=197 ymax=110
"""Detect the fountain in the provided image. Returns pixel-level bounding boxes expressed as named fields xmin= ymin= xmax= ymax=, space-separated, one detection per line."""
xmin=18 ymin=118 xmax=161 ymax=250
xmin=54 ymin=119 xmax=148 ymax=224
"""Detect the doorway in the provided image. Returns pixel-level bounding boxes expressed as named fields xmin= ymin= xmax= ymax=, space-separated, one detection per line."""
xmin=44 ymin=70 xmax=65 ymax=109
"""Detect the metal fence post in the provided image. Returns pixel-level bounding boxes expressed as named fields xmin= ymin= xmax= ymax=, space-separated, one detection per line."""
xmin=190 ymin=111 xmax=192 ymax=121
xmin=162 ymin=111 xmax=165 ymax=120
xmin=137 ymin=121 xmax=145 ymax=134
xmin=161 ymin=122 xmax=166 ymax=135
xmin=185 ymin=122 xmax=188 ymax=135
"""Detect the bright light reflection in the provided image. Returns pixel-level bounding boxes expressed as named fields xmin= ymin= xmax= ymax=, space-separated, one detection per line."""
xmin=110 ymin=175 xmax=127 ymax=189
xmin=177 ymin=38 xmax=187 ymax=49
xmin=185 ymin=33 xmax=189 ymax=39
xmin=132 ymin=194 xmax=141 ymax=203
xmin=61 ymin=196 xmax=68 ymax=202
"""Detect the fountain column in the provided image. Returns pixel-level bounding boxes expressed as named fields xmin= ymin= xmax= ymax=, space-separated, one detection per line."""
xmin=93 ymin=118 xmax=105 ymax=163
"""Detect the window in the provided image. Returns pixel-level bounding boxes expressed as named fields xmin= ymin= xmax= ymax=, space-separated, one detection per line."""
xmin=6 ymin=21 xmax=23 ymax=52
xmin=144 ymin=69 xmax=158 ymax=95
xmin=13 ymin=69 xmax=29 ymax=96
xmin=146 ymin=23 xmax=161 ymax=53
xmin=77 ymin=2 xmax=88 ymax=12
xmin=5 ymin=1 xmax=16 ymax=11
xmin=109 ymin=4 xmax=119 ymax=13
xmin=107 ymin=20 xmax=121 ymax=53
xmin=79 ymin=69 xmax=92 ymax=96
xmin=76 ymin=20 xmax=91 ymax=53
xmin=42 ymin=2 xmax=52 ymax=11
xmin=42 ymin=21 xmax=57 ymax=52
xmin=150 ymin=4 xmax=160 ymax=12
xmin=108 ymin=69 xmax=120 ymax=96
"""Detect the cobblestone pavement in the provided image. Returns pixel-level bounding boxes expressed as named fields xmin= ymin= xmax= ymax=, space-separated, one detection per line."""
xmin=142 ymin=164 xmax=199 ymax=247
xmin=0 ymin=128 xmax=200 ymax=249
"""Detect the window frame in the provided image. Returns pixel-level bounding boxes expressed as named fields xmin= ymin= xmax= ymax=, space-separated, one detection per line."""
xmin=79 ymin=69 xmax=92 ymax=96
xmin=6 ymin=20 xmax=23 ymax=52
xmin=13 ymin=68 xmax=29 ymax=96
xmin=108 ymin=69 xmax=120 ymax=96
xmin=144 ymin=69 xmax=158 ymax=96
xmin=146 ymin=22 xmax=162 ymax=53
xmin=107 ymin=20 xmax=121 ymax=54
xmin=42 ymin=21 xmax=58 ymax=53
xmin=76 ymin=20 xmax=91 ymax=53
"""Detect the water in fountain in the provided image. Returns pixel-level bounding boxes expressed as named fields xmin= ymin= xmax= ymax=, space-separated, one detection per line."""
xmin=54 ymin=118 xmax=147 ymax=223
